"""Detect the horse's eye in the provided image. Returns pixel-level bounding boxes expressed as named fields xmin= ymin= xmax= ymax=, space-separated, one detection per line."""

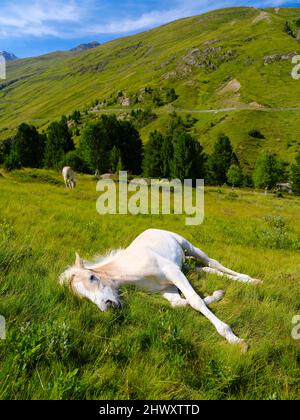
xmin=89 ymin=274 xmax=98 ymax=284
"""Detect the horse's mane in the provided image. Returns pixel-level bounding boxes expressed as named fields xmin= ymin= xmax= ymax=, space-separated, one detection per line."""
xmin=59 ymin=249 xmax=125 ymax=288
xmin=84 ymin=249 xmax=125 ymax=269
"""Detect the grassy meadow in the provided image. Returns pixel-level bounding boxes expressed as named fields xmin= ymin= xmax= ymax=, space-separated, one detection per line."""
xmin=0 ymin=169 xmax=299 ymax=400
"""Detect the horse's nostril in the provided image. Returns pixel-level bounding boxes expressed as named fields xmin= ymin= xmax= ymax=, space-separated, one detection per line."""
xmin=106 ymin=300 xmax=120 ymax=308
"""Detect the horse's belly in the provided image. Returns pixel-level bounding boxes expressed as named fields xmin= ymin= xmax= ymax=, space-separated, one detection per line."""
xmin=136 ymin=277 xmax=172 ymax=292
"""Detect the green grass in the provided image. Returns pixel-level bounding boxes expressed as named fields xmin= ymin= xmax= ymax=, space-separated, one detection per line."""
xmin=0 ymin=169 xmax=299 ymax=400
xmin=2 ymin=7 xmax=300 ymax=167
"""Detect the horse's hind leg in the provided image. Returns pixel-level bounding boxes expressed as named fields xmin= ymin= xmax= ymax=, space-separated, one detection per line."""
xmin=63 ymin=175 xmax=70 ymax=188
xmin=197 ymin=266 xmax=243 ymax=282
xmin=178 ymin=237 xmax=261 ymax=284
xmin=202 ymin=259 xmax=261 ymax=284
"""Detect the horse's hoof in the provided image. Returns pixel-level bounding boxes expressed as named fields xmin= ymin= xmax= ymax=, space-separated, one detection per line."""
xmin=239 ymin=340 xmax=249 ymax=353
xmin=253 ymin=279 xmax=263 ymax=285
xmin=213 ymin=290 xmax=225 ymax=300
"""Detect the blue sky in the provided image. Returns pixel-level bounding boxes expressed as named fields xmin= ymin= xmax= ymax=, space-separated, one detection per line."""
xmin=0 ymin=0 xmax=300 ymax=58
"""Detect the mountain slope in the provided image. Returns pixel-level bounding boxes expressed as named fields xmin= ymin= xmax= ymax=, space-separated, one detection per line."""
xmin=70 ymin=41 xmax=100 ymax=52
xmin=0 ymin=51 xmax=18 ymax=61
xmin=1 ymin=6 xmax=300 ymax=167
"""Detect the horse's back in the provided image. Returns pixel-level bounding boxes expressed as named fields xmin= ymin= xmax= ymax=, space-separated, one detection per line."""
xmin=62 ymin=166 xmax=71 ymax=177
xmin=127 ymin=229 xmax=185 ymax=266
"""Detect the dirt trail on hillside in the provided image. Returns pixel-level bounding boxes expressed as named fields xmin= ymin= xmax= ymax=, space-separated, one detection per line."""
xmin=91 ymin=106 xmax=300 ymax=115
xmin=252 ymin=11 xmax=271 ymax=24
xmin=218 ymin=79 xmax=241 ymax=95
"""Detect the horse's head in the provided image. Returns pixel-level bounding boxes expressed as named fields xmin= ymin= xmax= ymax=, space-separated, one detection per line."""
xmin=60 ymin=253 xmax=121 ymax=311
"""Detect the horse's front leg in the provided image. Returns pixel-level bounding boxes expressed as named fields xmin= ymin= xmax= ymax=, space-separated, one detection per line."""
xmin=162 ymin=264 xmax=248 ymax=351
xmin=162 ymin=287 xmax=187 ymax=307
xmin=162 ymin=286 xmax=224 ymax=307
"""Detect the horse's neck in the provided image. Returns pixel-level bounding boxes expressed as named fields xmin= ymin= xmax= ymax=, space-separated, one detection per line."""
xmin=92 ymin=260 xmax=139 ymax=285
xmin=92 ymin=261 xmax=127 ymax=284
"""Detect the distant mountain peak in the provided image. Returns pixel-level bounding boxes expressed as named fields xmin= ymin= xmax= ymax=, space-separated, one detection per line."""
xmin=70 ymin=41 xmax=100 ymax=53
xmin=0 ymin=51 xmax=18 ymax=61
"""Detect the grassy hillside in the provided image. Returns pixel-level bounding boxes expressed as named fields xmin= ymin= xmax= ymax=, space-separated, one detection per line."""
xmin=1 ymin=6 xmax=300 ymax=166
xmin=0 ymin=169 xmax=299 ymax=399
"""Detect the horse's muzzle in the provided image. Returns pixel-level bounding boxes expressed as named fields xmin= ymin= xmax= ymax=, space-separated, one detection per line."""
xmin=105 ymin=300 xmax=121 ymax=309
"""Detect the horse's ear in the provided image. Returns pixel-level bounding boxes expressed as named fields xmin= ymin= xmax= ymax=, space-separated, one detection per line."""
xmin=75 ymin=253 xmax=84 ymax=268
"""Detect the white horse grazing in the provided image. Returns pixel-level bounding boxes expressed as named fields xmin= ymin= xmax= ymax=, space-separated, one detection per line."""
xmin=60 ymin=229 xmax=262 ymax=350
xmin=62 ymin=166 xmax=76 ymax=189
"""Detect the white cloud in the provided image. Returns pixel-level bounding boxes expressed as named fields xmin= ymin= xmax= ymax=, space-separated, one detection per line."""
xmin=83 ymin=8 xmax=193 ymax=35
xmin=0 ymin=0 xmax=299 ymax=39
xmin=0 ymin=0 xmax=83 ymax=37
xmin=80 ymin=0 xmax=299 ymax=36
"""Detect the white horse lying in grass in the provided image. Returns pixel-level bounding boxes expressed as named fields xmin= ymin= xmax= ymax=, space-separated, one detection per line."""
xmin=62 ymin=166 xmax=76 ymax=189
xmin=60 ymin=229 xmax=262 ymax=351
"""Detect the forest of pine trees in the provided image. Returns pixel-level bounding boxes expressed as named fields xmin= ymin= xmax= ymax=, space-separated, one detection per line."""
xmin=0 ymin=111 xmax=296 ymax=193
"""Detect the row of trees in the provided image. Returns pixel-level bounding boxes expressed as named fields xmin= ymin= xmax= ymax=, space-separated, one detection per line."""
xmin=143 ymin=114 xmax=205 ymax=181
xmin=1 ymin=112 xmax=300 ymax=194
xmin=143 ymin=117 xmax=300 ymax=191
xmin=1 ymin=115 xmax=143 ymax=174
xmin=79 ymin=115 xmax=143 ymax=174
xmin=1 ymin=117 xmax=74 ymax=171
